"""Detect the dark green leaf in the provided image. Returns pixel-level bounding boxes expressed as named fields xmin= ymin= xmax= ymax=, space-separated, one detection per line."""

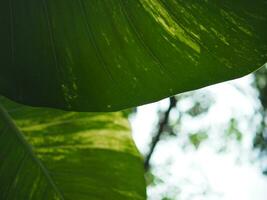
xmin=1 ymin=0 xmax=266 ymax=111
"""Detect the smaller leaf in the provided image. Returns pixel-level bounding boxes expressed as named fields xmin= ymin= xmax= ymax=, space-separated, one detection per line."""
xmin=0 ymin=96 xmax=146 ymax=200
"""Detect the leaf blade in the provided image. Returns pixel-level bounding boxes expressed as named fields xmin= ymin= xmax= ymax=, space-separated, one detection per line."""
xmin=0 ymin=0 xmax=266 ymax=111
xmin=0 ymin=97 xmax=146 ymax=200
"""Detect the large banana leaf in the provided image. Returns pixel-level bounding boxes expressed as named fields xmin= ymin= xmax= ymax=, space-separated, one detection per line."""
xmin=1 ymin=0 xmax=266 ymax=111
xmin=0 ymin=96 xmax=146 ymax=200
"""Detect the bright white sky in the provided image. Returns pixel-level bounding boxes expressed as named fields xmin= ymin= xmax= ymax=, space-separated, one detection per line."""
xmin=130 ymin=74 xmax=267 ymax=200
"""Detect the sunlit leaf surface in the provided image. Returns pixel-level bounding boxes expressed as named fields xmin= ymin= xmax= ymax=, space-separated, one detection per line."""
xmin=0 ymin=97 xmax=146 ymax=200
xmin=1 ymin=0 xmax=266 ymax=111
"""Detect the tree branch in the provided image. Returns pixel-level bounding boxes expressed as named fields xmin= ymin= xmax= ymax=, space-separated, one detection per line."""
xmin=144 ymin=96 xmax=177 ymax=171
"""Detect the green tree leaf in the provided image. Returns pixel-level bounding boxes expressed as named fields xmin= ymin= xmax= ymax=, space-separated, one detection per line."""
xmin=0 ymin=97 xmax=146 ymax=200
xmin=1 ymin=0 xmax=266 ymax=111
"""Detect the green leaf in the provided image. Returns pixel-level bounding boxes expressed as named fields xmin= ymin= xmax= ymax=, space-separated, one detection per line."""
xmin=0 ymin=96 xmax=146 ymax=200
xmin=1 ymin=0 xmax=266 ymax=111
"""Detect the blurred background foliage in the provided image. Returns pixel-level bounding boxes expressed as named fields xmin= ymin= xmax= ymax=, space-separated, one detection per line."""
xmin=129 ymin=64 xmax=267 ymax=199
xmin=253 ymin=66 xmax=267 ymax=160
